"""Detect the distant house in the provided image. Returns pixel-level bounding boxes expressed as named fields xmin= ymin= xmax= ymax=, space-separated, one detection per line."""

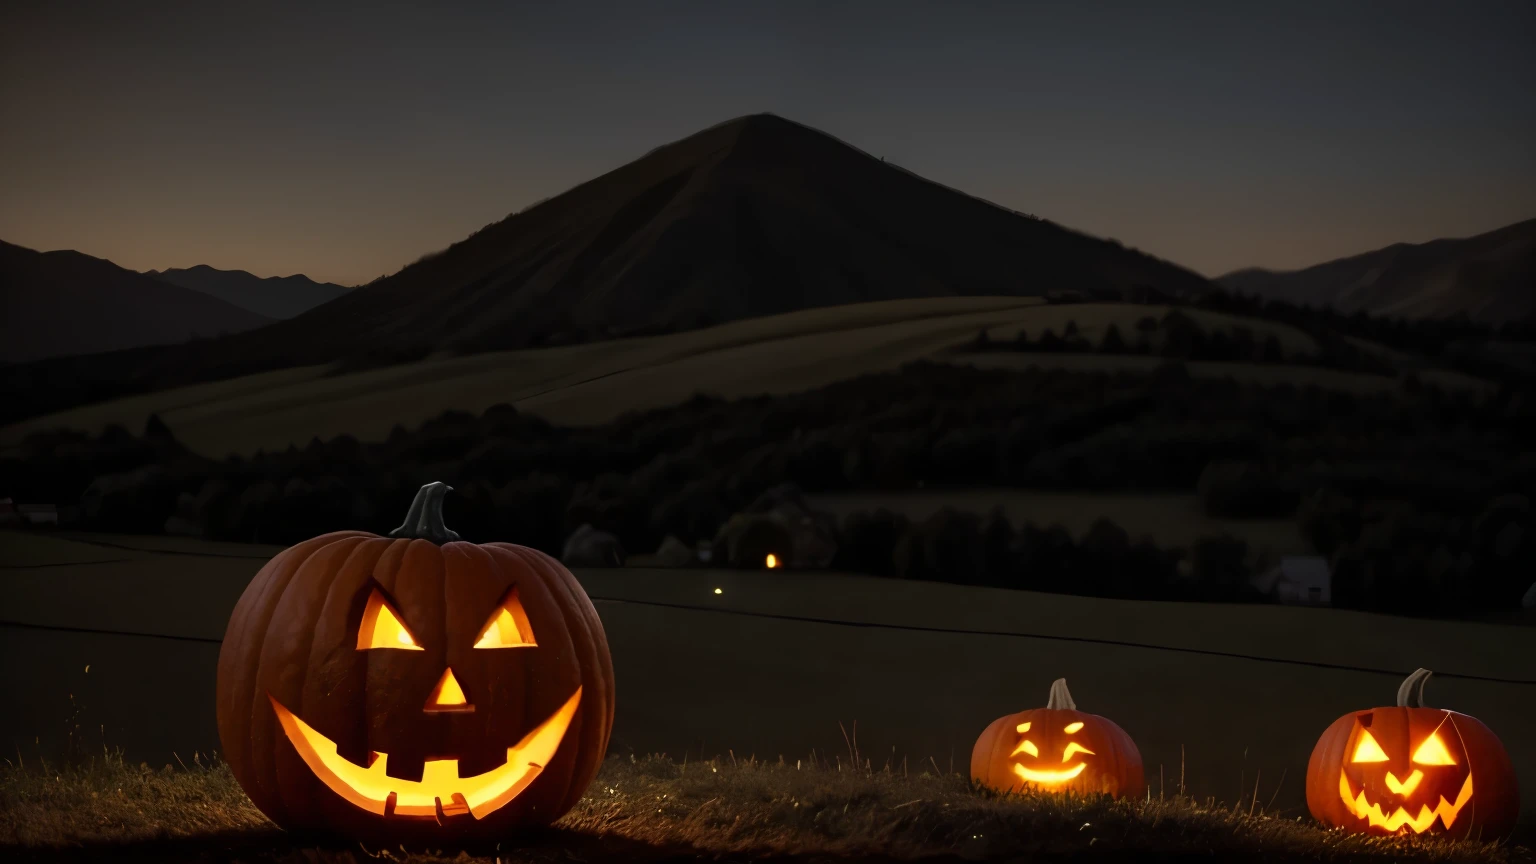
xmin=1523 ymin=581 xmax=1536 ymax=609
xmin=0 ymin=498 xmax=17 ymax=527
xmin=1253 ymin=556 xmax=1332 ymax=606
xmin=714 ymin=483 xmax=839 ymax=570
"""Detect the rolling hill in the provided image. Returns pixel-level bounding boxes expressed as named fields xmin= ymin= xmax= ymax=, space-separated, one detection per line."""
xmin=1 ymin=113 xmax=1218 ymax=423
xmin=2 ymin=297 xmax=1489 ymax=459
xmin=1219 ymin=218 xmax=1536 ymax=324
xmin=0 ymin=241 xmax=274 ymax=364
xmin=146 ymin=265 xmax=350 ymax=319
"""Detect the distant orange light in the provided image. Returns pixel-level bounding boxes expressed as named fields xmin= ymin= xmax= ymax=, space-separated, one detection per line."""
xmin=765 ymin=554 xmax=779 ymax=569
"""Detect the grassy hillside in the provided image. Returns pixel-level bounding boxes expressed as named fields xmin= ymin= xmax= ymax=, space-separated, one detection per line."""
xmin=0 ymin=113 xmax=1221 ymax=427
xmin=3 ymin=531 xmax=1533 ymax=837
xmin=4 ymin=752 xmax=1525 ymax=862
xmin=0 ymin=297 xmax=1488 ymax=459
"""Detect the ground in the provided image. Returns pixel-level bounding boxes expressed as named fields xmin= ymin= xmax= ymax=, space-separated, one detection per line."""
xmin=0 ymin=297 xmax=1493 ymax=458
xmin=2 ymin=751 xmax=1528 ymax=863
xmin=4 ymin=531 xmax=1533 ymax=834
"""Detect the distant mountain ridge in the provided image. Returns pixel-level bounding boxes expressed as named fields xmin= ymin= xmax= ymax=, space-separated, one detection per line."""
xmin=184 ymin=112 xmax=1219 ymax=360
xmin=0 ymin=241 xmax=274 ymax=364
xmin=1219 ymin=218 xmax=1536 ymax=324
xmin=1 ymin=112 xmax=1219 ymax=417
xmin=147 ymin=265 xmax=350 ymax=320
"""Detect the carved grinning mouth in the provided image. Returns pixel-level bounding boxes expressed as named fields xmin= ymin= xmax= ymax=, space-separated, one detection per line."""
xmin=1013 ymin=762 xmax=1088 ymax=784
xmin=269 ymin=687 xmax=581 ymax=820
xmin=1337 ymin=770 xmax=1474 ymax=833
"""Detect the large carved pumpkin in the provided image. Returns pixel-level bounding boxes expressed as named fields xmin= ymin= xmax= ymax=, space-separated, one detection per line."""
xmin=216 ymin=482 xmax=615 ymax=842
xmin=971 ymin=678 xmax=1143 ymax=798
xmin=1306 ymin=668 xmax=1518 ymax=839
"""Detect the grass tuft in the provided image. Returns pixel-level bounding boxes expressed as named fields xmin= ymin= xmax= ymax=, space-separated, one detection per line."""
xmin=1 ymin=750 xmax=1528 ymax=863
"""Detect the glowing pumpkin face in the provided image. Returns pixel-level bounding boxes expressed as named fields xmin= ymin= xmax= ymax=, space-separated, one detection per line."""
xmin=1306 ymin=668 xmax=1518 ymax=839
xmin=216 ymin=483 xmax=615 ymax=842
xmin=971 ymin=679 xmax=1143 ymax=798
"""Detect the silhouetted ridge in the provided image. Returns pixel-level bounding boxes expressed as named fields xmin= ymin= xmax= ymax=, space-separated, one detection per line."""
xmin=1220 ymin=217 xmax=1536 ymax=324
xmin=2 ymin=113 xmax=1218 ymax=421
xmin=0 ymin=241 xmax=274 ymax=364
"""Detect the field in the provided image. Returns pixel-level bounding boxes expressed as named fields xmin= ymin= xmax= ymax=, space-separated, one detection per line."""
xmin=4 ymin=528 xmax=1533 ymax=854
xmin=808 ymin=490 xmax=1310 ymax=557
xmin=5 ymin=753 xmax=1526 ymax=864
xmin=0 ymin=297 xmax=1491 ymax=459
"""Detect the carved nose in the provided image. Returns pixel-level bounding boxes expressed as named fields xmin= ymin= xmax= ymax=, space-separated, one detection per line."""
xmin=425 ymin=667 xmax=474 ymax=713
xmin=1385 ymin=769 xmax=1422 ymax=796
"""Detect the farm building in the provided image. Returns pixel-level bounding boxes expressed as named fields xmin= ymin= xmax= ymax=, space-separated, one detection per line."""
xmin=1252 ymin=556 xmax=1331 ymax=606
xmin=714 ymin=483 xmax=838 ymax=569
xmin=561 ymin=523 xmax=624 ymax=567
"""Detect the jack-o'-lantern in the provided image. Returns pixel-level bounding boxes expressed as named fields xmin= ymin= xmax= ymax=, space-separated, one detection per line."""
xmin=1306 ymin=668 xmax=1518 ymax=839
xmin=216 ymin=482 xmax=615 ymax=842
xmin=971 ymin=678 xmax=1143 ymax=798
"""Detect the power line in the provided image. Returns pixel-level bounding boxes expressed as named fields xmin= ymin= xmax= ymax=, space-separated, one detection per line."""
xmin=587 ymin=597 xmax=1536 ymax=686
xmin=3 ymin=597 xmax=1533 ymax=686
xmin=0 ymin=620 xmax=222 ymax=645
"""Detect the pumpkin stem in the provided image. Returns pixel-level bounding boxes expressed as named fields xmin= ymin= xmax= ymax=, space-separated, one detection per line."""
xmin=1046 ymin=678 xmax=1077 ymax=711
xmin=1396 ymin=668 xmax=1433 ymax=708
xmin=389 ymin=482 xmax=462 ymax=544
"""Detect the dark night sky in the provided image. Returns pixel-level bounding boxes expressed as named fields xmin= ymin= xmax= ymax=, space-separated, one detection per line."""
xmin=2 ymin=1 xmax=1532 ymax=287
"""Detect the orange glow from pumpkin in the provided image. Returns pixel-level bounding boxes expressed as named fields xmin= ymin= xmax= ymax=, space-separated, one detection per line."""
xmin=425 ymin=668 xmax=472 ymax=713
xmin=269 ymin=688 xmax=582 ymax=820
xmin=1351 ymin=730 xmax=1388 ymax=763
xmin=1014 ymin=762 xmax=1089 ymax=785
xmin=765 ymin=554 xmax=779 ymax=569
xmin=1011 ymin=738 xmax=1039 ymax=757
xmin=1412 ymin=734 xmax=1456 ymax=766
xmin=473 ymin=589 xmax=537 ymax=649
xmin=1062 ymin=742 xmax=1096 ymax=762
xmin=1385 ymin=769 xmax=1422 ymax=796
xmin=358 ymin=590 xmax=422 ymax=651
xmin=1338 ymin=770 xmax=1473 ymax=833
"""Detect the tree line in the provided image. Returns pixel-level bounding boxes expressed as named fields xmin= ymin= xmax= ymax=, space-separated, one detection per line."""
xmin=6 ymin=361 xmax=1533 ymax=616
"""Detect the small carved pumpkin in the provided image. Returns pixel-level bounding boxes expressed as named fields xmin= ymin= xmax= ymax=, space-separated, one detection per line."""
xmin=216 ymin=482 xmax=615 ymax=842
xmin=1306 ymin=668 xmax=1518 ymax=839
xmin=971 ymin=678 xmax=1144 ymax=798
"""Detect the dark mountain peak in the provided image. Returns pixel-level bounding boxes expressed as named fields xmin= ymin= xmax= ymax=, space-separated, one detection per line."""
xmin=1 ymin=115 xmax=1219 ymax=416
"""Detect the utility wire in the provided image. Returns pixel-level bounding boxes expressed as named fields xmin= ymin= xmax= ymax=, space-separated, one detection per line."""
xmin=3 ymin=595 xmax=1532 ymax=686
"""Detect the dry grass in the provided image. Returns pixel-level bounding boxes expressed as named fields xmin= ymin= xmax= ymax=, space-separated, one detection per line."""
xmin=0 ymin=296 xmax=1046 ymax=457
xmin=2 ymin=749 xmax=1528 ymax=864
xmin=4 ymin=296 xmax=1488 ymax=460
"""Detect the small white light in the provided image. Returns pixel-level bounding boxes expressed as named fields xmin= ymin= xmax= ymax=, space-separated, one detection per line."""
xmin=713 ymin=587 xmax=723 ymax=595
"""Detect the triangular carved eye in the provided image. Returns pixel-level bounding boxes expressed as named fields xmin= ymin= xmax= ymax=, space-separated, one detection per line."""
xmin=1412 ymin=734 xmax=1456 ymax=766
xmin=1352 ymin=730 xmax=1388 ymax=763
xmin=357 ymin=588 xmax=422 ymax=651
xmin=473 ymin=588 xmax=537 ymax=648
